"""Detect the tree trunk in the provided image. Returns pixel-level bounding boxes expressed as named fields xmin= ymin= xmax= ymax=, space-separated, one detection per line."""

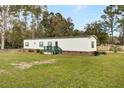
xmin=31 ymin=13 xmax=35 ymax=39
xmin=1 ymin=5 xmax=6 ymax=50
xmin=122 ymin=25 xmax=124 ymax=45
xmin=111 ymin=30 xmax=113 ymax=45
xmin=1 ymin=32 xmax=5 ymax=49
xmin=111 ymin=22 xmax=114 ymax=45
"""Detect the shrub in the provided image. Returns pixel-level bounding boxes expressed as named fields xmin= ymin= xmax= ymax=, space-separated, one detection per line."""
xmin=109 ymin=45 xmax=122 ymax=53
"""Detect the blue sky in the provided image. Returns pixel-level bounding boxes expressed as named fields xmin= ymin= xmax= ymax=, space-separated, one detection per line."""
xmin=48 ymin=5 xmax=106 ymax=30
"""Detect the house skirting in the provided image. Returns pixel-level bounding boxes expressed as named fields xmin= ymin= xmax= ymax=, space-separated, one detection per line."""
xmin=23 ymin=49 xmax=96 ymax=56
xmin=23 ymin=49 xmax=39 ymax=53
xmin=62 ymin=51 xmax=96 ymax=56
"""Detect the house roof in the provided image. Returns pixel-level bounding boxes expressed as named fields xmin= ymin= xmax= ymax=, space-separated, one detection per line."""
xmin=24 ymin=35 xmax=97 ymax=40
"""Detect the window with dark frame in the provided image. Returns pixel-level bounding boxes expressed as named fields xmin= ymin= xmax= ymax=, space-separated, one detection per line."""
xmin=91 ymin=41 xmax=94 ymax=48
xmin=25 ymin=42 xmax=29 ymax=46
xmin=39 ymin=42 xmax=43 ymax=47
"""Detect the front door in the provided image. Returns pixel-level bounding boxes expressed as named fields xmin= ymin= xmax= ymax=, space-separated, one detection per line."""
xmin=55 ymin=41 xmax=58 ymax=47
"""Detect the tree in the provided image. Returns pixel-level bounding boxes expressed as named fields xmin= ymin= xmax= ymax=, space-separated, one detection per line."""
xmin=117 ymin=18 xmax=124 ymax=45
xmin=83 ymin=21 xmax=109 ymax=45
xmin=11 ymin=19 xmax=25 ymax=48
xmin=72 ymin=29 xmax=81 ymax=36
xmin=101 ymin=5 xmax=119 ymax=44
xmin=29 ymin=5 xmax=45 ymax=39
xmin=40 ymin=11 xmax=53 ymax=37
xmin=22 ymin=5 xmax=30 ymax=31
xmin=0 ymin=5 xmax=10 ymax=49
xmin=65 ymin=17 xmax=74 ymax=36
xmin=116 ymin=6 xmax=124 ymax=45
xmin=51 ymin=13 xmax=68 ymax=37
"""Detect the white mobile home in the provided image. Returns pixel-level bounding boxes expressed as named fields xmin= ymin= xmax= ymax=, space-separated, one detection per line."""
xmin=23 ymin=36 xmax=97 ymax=55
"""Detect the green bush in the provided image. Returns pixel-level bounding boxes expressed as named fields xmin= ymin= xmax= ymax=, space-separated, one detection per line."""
xmin=109 ymin=45 xmax=122 ymax=53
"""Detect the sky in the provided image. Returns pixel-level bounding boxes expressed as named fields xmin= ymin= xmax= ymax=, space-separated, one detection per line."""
xmin=48 ymin=5 xmax=106 ymax=31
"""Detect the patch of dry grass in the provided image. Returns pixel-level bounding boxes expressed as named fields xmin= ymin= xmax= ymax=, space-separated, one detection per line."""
xmin=11 ymin=59 xmax=56 ymax=70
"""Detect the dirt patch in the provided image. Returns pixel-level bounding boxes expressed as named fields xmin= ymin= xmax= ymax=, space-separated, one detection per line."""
xmin=0 ymin=69 xmax=7 ymax=74
xmin=11 ymin=59 xmax=56 ymax=70
xmin=31 ymin=59 xmax=56 ymax=65
xmin=11 ymin=62 xmax=32 ymax=70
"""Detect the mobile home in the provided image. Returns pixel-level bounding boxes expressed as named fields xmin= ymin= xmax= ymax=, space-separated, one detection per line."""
xmin=23 ymin=36 xmax=97 ymax=55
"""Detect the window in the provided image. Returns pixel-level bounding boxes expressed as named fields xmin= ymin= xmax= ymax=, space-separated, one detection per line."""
xmin=39 ymin=42 xmax=43 ymax=47
xmin=25 ymin=42 xmax=29 ymax=47
xmin=48 ymin=41 xmax=52 ymax=46
xmin=91 ymin=41 xmax=94 ymax=48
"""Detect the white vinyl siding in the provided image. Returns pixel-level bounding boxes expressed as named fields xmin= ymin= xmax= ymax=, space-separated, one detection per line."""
xmin=24 ymin=36 xmax=97 ymax=52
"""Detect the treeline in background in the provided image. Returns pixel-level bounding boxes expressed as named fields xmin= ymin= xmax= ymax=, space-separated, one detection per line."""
xmin=0 ymin=5 xmax=124 ymax=49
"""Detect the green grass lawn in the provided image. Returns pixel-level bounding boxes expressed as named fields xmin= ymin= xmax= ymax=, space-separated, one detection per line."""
xmin=0 ymin=51 xmax=124 ymax=88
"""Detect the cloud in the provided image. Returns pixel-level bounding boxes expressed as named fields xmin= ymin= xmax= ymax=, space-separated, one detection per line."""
xmin=73 ymin=5 xmax=88 ymax=13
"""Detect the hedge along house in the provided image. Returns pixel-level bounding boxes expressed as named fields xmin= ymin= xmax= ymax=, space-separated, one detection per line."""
xmin=23 ymin=36 xmax=97 ymax=55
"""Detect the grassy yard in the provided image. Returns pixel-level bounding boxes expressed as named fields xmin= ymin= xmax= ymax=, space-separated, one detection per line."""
xmin=0 ymin=51 xmax=124 ymax=88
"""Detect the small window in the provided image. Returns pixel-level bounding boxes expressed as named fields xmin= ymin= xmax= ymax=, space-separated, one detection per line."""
xmin=48 ymin=41 xmax=52 ymax=46
xmin=91 ymin=41 xmax=94 ymax=48
xmin=39 ymin=42 xmax=43 ymax=47
xmin=25 ymin=42 xmax=29 ymax=47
